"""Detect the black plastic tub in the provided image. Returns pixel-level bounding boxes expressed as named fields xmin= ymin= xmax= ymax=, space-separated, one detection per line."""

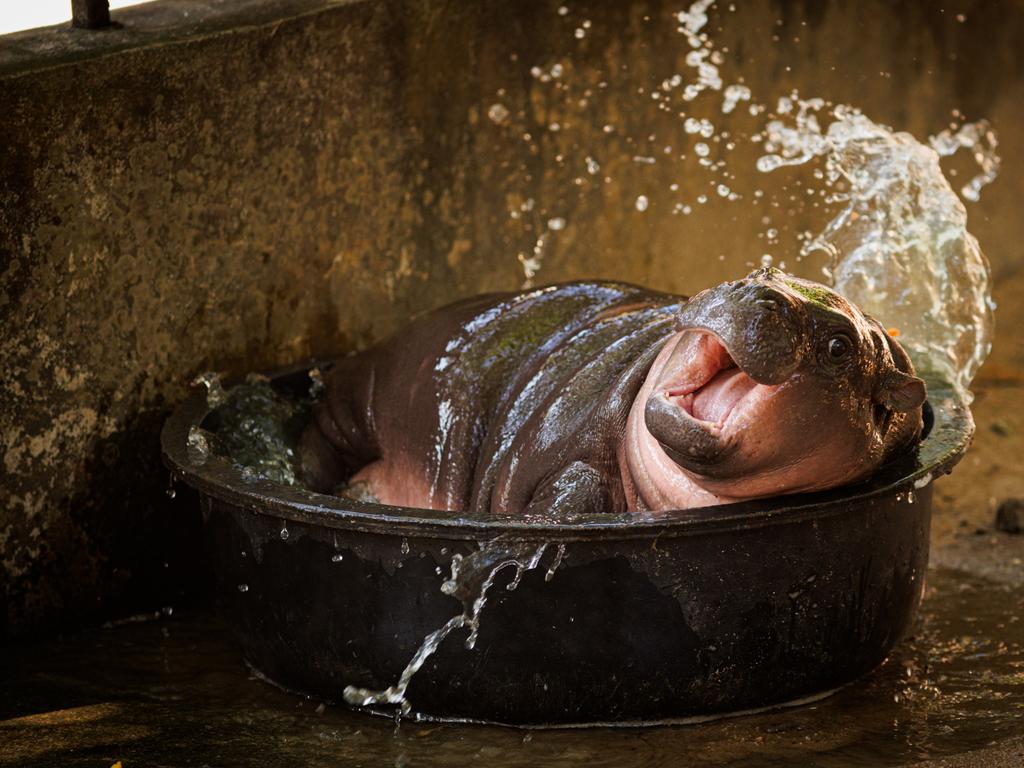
xmin=161 ymin=363 xmax=974 ymax=726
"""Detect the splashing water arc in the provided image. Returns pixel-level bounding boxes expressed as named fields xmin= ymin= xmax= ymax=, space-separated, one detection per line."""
xmin=342 ymin=540 xmax=562 ymax=716
xmin=758 ymin=101 xmax=996 ymax=396
xmin=492 ymin=0 xmax=999 ymax=397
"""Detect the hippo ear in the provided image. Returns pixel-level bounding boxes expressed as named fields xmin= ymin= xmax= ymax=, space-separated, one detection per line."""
xmin=876 ymin=370 xmax=927 ymax=413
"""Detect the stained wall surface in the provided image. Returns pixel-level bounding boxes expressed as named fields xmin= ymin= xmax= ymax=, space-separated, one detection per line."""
xmin=2 ymin=0 xmax=1022 ymax=636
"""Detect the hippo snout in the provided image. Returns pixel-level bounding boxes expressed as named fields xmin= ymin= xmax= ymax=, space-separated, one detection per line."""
xmin=675 ymin=276 xmax=809 ymax=385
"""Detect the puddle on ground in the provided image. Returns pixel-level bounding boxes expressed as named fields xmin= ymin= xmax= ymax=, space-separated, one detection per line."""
xmin=2 ymin=567 xmax=1020 ymax=768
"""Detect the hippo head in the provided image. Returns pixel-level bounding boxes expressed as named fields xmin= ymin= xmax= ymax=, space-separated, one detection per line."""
xmin=641 ymin=267 xmax=926 ymax=502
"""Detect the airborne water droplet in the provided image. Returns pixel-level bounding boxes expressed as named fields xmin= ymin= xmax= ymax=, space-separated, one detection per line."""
xmin=487 ymin=103 xmax=510 ymax=124
xmin=722 ymin=84 xmax=752 ymax=114
xmin=757 ymin=154 xmax=785 ymax=173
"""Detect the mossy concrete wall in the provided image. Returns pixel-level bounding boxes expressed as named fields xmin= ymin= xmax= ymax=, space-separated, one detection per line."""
xmin=2 ymin=0 xmax=1022 ymax=637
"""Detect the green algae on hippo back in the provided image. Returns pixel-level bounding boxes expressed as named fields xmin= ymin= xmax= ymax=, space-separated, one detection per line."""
xmin=296 ymin=270 xmax=926 ymax=516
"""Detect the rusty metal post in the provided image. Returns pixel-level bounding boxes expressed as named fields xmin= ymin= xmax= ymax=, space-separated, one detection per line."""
xmin=71 ymin=0 xmax=111 ymax=29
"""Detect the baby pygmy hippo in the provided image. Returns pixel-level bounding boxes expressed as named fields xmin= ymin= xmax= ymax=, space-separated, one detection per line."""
xmin=299 ymin=268 xmax=926 ymax=514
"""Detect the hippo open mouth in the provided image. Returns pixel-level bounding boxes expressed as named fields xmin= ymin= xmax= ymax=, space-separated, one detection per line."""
xmin=666 ymin=333 xmax=763 ymax=427
xmin=645 ymin=330 xmax=779 ymax=472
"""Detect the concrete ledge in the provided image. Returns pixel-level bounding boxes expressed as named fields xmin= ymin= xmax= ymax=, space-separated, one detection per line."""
xmin=0 ymin=0 xmax=357 ymax=77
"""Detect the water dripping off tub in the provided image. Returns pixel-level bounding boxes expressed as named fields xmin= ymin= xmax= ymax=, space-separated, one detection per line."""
xmin=342 ymin=538 xmax=567 ymax=718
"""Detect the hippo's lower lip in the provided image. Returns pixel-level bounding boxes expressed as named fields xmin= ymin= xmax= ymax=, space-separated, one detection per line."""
xmin=644 ymin=392 xmax=729 ymax=468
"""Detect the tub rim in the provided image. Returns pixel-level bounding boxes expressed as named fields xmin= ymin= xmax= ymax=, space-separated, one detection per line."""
xmin=160 ymin=361 xmax=973 ymax=541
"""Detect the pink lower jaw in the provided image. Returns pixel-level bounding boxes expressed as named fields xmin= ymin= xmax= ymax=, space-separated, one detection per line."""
xmin=656 ymin=330 xmax=759 ymax=429
xmin=665 ymin=381 xmax=756 ymax=431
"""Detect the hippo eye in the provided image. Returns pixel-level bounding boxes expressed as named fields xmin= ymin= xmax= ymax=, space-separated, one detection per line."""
xmin=827 ymin=334 xmax=853 ymax=361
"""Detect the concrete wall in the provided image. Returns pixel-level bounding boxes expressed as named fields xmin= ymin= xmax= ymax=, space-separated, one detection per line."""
xmin=2 ymin=0 xmax=1022 ymax=637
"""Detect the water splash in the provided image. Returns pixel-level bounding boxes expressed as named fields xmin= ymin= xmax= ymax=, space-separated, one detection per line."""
xmin=192 ymin=371 xmax=228 ymax=408
xmin=342 ymin=614 xmax=466 ymax=715
xmin=494 ymin=0 xmax=759 ymax=287
xmin=487 ymin=1 xmax=998 ymax=396
xmin=757 ymin=98 xmax=996 ymax=395
xmin=186 ymin=426 xmax=212 ymax=458
xmin=308 ymin=367 xmax=325 ymax=398
xmin=207 ymin=374 xmax=310 ymax=485
xmin=930 ymin=120 xmax=1000 ymax=203
xmin=518 ymin=225 xmax=567 ymax=290
xmin=342 ymin=539 xmax=558 ymax=716
xmin=544 ymin=543 xmax=566 ymax=582
xmin=721 ymin=84 xmax=751 ymax=115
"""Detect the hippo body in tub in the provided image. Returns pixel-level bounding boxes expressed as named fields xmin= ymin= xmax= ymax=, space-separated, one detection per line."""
xmin=299 ymin=268 xmax=926 ymax=514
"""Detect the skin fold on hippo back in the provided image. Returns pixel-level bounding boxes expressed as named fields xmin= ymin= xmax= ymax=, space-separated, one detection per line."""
xmin=299 ymin=270 xmax=926 ymax=516
xmin=299 ymin=282 xmax=681 ymax=515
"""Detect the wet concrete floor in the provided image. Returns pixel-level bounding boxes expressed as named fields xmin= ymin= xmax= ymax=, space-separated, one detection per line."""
xmin=1 ymin=565 xmax=1021 ymax=767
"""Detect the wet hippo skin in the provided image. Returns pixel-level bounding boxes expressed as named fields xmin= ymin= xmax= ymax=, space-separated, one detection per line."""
xmin=299 ymin=268 xmax=926 ymax=514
